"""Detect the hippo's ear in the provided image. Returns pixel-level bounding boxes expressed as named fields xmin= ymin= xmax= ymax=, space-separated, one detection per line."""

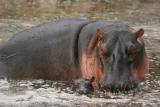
xmin=135 ymin=28 xmax=144 ymax=38
xmin=96 ymin=29 xmax=104 ymax=41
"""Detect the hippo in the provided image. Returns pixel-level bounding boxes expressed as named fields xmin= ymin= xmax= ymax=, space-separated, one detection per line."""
xmin=0 ymin=19 xmax=149 ymax=93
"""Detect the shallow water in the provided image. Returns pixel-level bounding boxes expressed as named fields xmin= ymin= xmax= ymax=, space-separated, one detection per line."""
xmin=0 ymin=0 xmax=159 ymax=107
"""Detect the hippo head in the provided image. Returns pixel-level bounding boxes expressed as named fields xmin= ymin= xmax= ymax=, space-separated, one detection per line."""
xmin=89 ymin=28 xmax=148 ymax=92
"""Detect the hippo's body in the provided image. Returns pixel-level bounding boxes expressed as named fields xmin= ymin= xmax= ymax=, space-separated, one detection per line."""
xmin=0 ymin=19 xmax=148 ymax=92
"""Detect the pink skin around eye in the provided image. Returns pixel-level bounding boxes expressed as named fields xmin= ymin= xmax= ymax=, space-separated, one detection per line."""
xmin=132 ymin=53 xmax=149 ymax=82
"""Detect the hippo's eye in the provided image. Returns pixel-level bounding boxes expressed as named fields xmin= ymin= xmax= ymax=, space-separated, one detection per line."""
xmin=128 ymin=45 xmax=137 ymax=61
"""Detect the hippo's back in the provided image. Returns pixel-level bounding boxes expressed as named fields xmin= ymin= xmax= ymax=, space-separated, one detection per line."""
xmin=0 ymin=19 xmax=93 ymax=80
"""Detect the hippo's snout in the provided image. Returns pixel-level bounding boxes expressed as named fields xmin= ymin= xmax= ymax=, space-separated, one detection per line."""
xmin=99 ymin=79 xmax=138 ymax=92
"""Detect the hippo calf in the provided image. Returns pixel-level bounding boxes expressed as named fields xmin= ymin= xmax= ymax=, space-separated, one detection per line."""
xmin=0 ymin=19 xmax=149 ymax=93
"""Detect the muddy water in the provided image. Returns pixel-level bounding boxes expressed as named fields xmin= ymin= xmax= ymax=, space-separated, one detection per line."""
xmin=0 ymin=0 xmax=160 ymax=107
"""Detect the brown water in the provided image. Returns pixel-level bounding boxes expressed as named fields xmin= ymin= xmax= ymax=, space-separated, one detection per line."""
xmin=0 ymin=0 xmax=160 ymax=107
